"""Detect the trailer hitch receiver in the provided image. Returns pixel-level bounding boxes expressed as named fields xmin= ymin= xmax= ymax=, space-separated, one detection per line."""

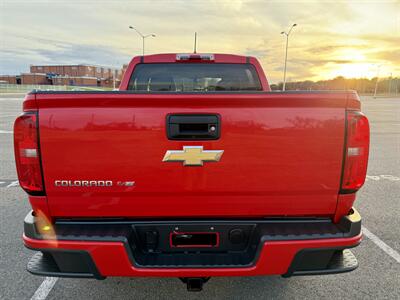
xmin=179 ymin=277 xmax=210 ymax=292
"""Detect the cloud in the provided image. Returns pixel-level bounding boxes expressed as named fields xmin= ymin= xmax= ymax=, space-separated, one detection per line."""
xmin=1 ymin=0 xmax=399 ymax=82
xmin=244 ymin=47 xmax=271 ymax=58
xmin=34 ymin=44 xmax=131 ymax=67
xmin=0 ymin=33 xmax=131 ymax=74
xmin=305 ymin=44 xmax=367 ymax=55
xmin=373 ymin=50 xmax=400 ymax=63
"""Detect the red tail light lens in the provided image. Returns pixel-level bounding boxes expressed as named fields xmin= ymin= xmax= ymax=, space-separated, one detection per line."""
xmin=14 ymin=112 xmax=44 ymax=195
xmin=341 ymin=111 xmax=370 ymax=193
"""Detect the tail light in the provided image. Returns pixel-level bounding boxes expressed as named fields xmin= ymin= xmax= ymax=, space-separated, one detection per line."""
xmin=14 ymin=112 xmax=45 ymax=195
xmin=340 ymin=110 xmax=370 ymax=193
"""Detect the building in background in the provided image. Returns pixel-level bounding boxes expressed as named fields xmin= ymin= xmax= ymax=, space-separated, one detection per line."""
xmin=21 ymin=73 xmax=50 ymax=85
xmin=0 ymin=75 xmax=18 ymax=84
xmin=30 ymin=64 xmax=122 ymax=87
xmin=0 ymin=63 xmax=125 ymax=88
xmin=30 ymin=64 xmax=118 ymax=79
xmin=52 ymin=76 xmax=98 ymax=86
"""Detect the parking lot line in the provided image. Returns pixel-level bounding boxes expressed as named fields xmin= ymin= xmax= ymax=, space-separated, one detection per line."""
xmin=30 ymin=277 xmax=58 ymax=300
xmin=0 ymin=130 xmax=13 ymax=134
xmin=362 ymin=226 xmax=400 ymax=263
xmin=6 ymin=180 xmax=19 ymax=188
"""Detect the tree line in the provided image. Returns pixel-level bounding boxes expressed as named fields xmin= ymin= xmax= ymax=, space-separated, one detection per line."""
xmin=270 ymin=76 xmax=400 ymax=94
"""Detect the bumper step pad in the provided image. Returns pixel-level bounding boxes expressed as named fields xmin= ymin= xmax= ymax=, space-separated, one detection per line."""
xmin=285 ymin=249 xmax=358 ymax=277
xmin=27 ymin=251 xmax=104 ymax=279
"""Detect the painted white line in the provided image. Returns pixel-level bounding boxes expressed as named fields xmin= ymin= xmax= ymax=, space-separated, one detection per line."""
xmin=362 ymin=226 xmax=400 ymax=263
xmin=0 ymin=130 xmax=13 ymax=134
xmin=366 ymin=174 xmax=400 ymax=181
xmin=31 ymin=277 xmax=58 ymax=300
xmin=6 ymin=180 xmax=19 ymax=188
xmin=380 ymin=175 xmax=400 ymax=181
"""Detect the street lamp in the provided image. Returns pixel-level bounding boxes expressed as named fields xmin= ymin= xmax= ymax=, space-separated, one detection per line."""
xmin=281 ymin=23 xmax=297 ymax=91
xmin=129 ymin=26 xmax=156 ymax=56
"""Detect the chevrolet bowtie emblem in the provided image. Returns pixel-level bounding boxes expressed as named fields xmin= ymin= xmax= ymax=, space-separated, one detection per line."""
xmin=162 ymin=146 xmax=224 ymax=166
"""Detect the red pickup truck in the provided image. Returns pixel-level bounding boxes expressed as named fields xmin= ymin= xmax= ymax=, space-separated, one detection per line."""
xmin=16 ymin=53 xmax=369 ymax=291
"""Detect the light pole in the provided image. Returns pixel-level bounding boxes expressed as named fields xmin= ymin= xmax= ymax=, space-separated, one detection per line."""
xmin=281 ymin=23 xmax=297 ymax=91
xmin=129 ymin=26 xmax=156 ymax=56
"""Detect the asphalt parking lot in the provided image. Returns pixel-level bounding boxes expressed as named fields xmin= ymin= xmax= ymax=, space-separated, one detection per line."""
xmin=0 ymin=94 xmax=399 ymax=299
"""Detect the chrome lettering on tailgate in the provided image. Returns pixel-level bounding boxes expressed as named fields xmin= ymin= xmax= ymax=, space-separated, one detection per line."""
xmin=54 ymin=180 xmax=113 ymax=187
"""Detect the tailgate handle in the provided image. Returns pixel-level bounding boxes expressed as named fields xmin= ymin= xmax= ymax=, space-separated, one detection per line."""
xmin=167 ymin=114 xmax=220 ymax=140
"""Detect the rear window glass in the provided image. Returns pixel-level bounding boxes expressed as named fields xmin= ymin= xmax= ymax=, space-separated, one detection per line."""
xmin=127 ymin=63 xmax=262 ymax=92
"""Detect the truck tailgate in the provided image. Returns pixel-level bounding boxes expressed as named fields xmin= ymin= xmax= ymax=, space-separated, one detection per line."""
xmin=36 ymin=92 xmax=348 ymax=218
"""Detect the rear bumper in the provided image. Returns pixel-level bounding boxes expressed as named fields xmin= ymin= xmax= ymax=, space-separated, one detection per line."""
xmin=23 ymin=209 xmax=362 ymax=278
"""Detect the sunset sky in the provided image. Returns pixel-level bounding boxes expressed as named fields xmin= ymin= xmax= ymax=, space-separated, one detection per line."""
xmin=1 ymin=0 xmax=399 ymax=83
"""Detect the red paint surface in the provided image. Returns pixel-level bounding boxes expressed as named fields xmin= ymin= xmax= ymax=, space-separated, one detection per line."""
xmin=23 ymin=233 xmax=362 ymax=277
xmin=334 ymin=194 xmax=356 ymax=223
xmin=35 ymin=92 xmax=351 ymax=218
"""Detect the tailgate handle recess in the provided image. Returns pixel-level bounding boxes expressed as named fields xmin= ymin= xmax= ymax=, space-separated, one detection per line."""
xmin=167 ymin=114 xmax=220 ymax=140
